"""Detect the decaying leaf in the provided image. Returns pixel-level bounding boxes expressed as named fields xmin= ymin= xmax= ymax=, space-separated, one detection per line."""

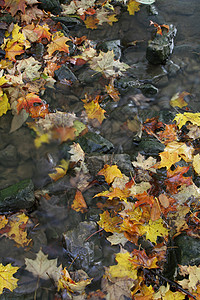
xmin=71 ymin=189 xmax=88 ymax=213
xmin=98 ymin=164 xmax=123 ymax=184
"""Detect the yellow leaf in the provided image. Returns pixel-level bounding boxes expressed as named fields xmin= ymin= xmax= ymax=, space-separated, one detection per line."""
xmin=98 ymin=211 xmax=122 ymax=233
xmin=0 ymin=263 xmax=19 ymax=294
xmin=173 ymin=112 xmax=200 ymax=129
xmin=139 ymin=218 xmax=169 ymax=244
xmin=98 ymin=164 xmax=123 ymax=184
xmin=34 ymin=133 xmax=50 ymax=148
xmin=83 ymin=98 xmax=106 ymax=124
xmin=109 ymin=251 xmax=138 ymax=280
xmin=47 ymin=32 xmax=70 ymax=57
xmin=49 ymin=159 xmax=69 ymax=181
xmin=0 ymin=216 xmax=8 ymax=229
xmin=193 ymin=153 xmax=200 ymax=174
xmin=0 ymin=92 xmax=10 ymax=117
xmin=84 ymin=16 xmax=99 ymax=29
xmin=0 ymin=76 xmax=8 ymax=86
xmin=127 ymin=0 xmax=141 ymax=15
xmin=6 ymin=213 xmax=31 ymax=247
xmin=170 ymin=91 xmax=189 ymax=108
xmin=71 ymin=190 xmax=87 ymax=213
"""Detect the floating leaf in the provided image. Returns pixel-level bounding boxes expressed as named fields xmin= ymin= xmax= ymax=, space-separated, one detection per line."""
xmin=0 ymin=263 xmax=19 ymax=294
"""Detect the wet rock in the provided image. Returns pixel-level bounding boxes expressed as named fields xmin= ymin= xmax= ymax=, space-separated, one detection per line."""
xmin=96 ymin=39 xmax=121 ymax=60
xmin=51 ymin=16 xmax=82 ymax=28
xmin=54 ymin=65 xmax=77 ymax=82
xmin=0 ymin=144 xmax=18 ymax=167
xmin=38 ymin=0 xmax=61 ymax=14
xmin=164 ymin=60 xmax=181 ymax=77
xmin=146 ymin=24 xmax=177 ymax=64
xmin=34 ymin=43 xmax=45 ymax=61
xmin=78 ymin=68 xmax=101 ymax=84
xmin=174 ymin=234 xmax=200 ymax=266
xmin=77 ymin=132 xmax=114 ymax=154
xmin=86 ymin=153 xmax=134 ymax=177
xmin=0 ymin=179 xmax=35 ymax=212
xmin=63 ymin=221 xmax=102 ymax=271
xmin=132 ymin=136 xmax=165 ymax=158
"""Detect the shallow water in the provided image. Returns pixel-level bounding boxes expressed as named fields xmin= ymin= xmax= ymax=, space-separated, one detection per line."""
xmin=0 ymin=0 xmax=200 ymax=298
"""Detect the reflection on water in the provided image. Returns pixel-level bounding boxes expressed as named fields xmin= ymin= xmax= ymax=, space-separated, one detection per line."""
xmin=0 ymin=0 xmax=200 ymax=297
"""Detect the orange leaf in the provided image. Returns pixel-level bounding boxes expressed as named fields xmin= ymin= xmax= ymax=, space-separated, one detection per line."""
xmin=165 ymin=166 xmax=192 ymax=194
xmin=17 ymin=93 xmax=43 ymax=113
xmin=134 ymin=192 xmax=154 ymax=208
xmin=150 ymin=199 xmax=161 ymax=221
xmin=150 ymin=20 xmax=169 ymax=35
xmin=5 ymin=41 xmax=24 ymax=62
xmin=33 ymin=24 xmax=51 ymax=42
xmin=47 ymin=32 xmax=70 ymax=57
xmin=84 ymin=16 xmax=99 ymax=29
xmin=52 ymin=126 xmax=77 ymax=143
xmin=129 ymin=249 xmax=158 ymax=269
xmin=105 ymin=82 xmax=120 ymax=102
xmin=4 ymin=0 xmax=26 ymax=16
xmin=29 ymin=103 xmax=49 ymax=118
xmin=71 ymin=190 xmax=88 ymax=213
xmin=158 ymin=124 xmax=177 ymax=145
xmin=98 ymin=164 xmax=123 ymax=184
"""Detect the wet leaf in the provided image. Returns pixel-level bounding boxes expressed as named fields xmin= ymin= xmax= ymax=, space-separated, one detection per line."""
xmin=154 ymin=283 xmax=185 ymax=300
xmin=47 ymin=32 xmax=70 ymax=57
xmin=98 ymin=164 xmax=123 ymax=184
xmin=105 ymin=82 xmax=120 ymax=102
xmin=71 ymin=189 xmax=87 ymax=213
xmin=132 ymin=153 xmax=157 ymax=172
xmin=49 ymin=159 xmax=69 ymax=181
xmin=69 ymin=142 xmax=85 ymax=162
xmin=4 ymin=0 xmax=26 ymax=16
xmin=129 ymin=249 xmax=158 ymax=269
xmin=17 ymin=93 xmax=43 ymax=114
xmin=0 ymin=90 xmax=10 ymax=116
xmin=170 ymin=91 xmax=189 ymax=108
xmin=178 ymin=265 xmax=200 ymax=292
xmin=25 ymin=249 xmax=62 ymax=282
xmin=33 ymin=24 xmax=51 ymax=42
xmin=0 ymin=263 xmax=19 ymax=294
xmin=84 ymin=16 xmax=99 ymax=29
xmin=82 ymin=95 xmax=106 ymax=124
xmin=127 ymin=0 xmax=141 ymax=15
xmin=98 ymin=211 xmax=122 ymax=233
xmin=173 ymin=112 xmax=200 ymax=129
xmin=139 ymin=218 xmax=169 ymax=244
xmin=193 ymin=153 xmax=200 ymax=174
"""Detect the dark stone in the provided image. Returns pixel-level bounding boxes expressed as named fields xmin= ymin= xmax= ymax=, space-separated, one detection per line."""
xmin=146 ymin=24 xmax=177 ymax=64
xmin=51 ymin=16 xmax=82 ymax=28
xmin=63 ymin=221 xmax=102 ymax=271
xmin=54 ymin=65 xmax=77 ymax=82
xmin=0 ymin=179 xmax=35 ymax=212
xmin=38 ymin=0 xmax=61 ymax=14
xmin=77 ymin=132 xmax=114 ymax=154
xmin=0 ymin=144 xmax=18 ymax=167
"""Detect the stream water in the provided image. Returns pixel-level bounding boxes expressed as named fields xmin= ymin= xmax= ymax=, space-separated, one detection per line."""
xmin=0 ymin=0 xmax=200 ymax=298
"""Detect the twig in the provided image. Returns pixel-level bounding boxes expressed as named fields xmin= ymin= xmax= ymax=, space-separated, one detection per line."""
xmin=149 ymin=269 xmax=197 ymax=300
xmin=85 ymin=228 xmax=104 ymax=242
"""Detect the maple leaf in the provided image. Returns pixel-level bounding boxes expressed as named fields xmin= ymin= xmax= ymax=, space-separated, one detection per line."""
xmin=47 ymin=32 xmax=71 ymax=57
xmin=4 ymin=41 xmax=24 ymax=62
xmin=109 ymin=251 xmax=138 ymax=280
xmin=82 ymin=96 xmax=106 ymax=124
xmin=0 ymin=216 xmax=8 ymax=230
xmin=139 ymin=218 xmax=169 ymax=244
xmin=178 ymin=265 xmax=200 ymax=292
xmin=193 ymin=153 xmax=200 ymax=174
xmin=127 ymin=0 xmax=141 ymax=15
xmin=129 ymin=249 xmax=159 ymax=269
xmin=0 ymin=263 xmax=19 ymax=294
xmin=173 ymin=112 xmax=200 ymax=129
xmin=84 ymin=16 xmax=99 ymax=29
xmin=49 ymin=159 xmax=69 ymax=181
xmin=149 ymin=20 xmax=169 ymax=35
xmin=158 ymin=124 xmax=178 ymax=145
xmin=61 ymin=0 xmax=95 ymax=16
xmin=98 ymin=211 xmax=122 ymax=233
xmin=17 ymin=93 xmax=43 ymax=114
xmin=170 ymin=91 xmax=189 ymax=108
xmin=57 ymin=267 xmax=92 ymax=293
xmin=129 ymin=182 xmax=151 ymax=196
xmin=98 ymin=164 xmax=123 ymax=184
xmin=33 ymin=24 xmax=51 ymax=42
xmin=165 ymin=166 xmax=192 ymax=194
xmin=71 ymin=189 xmax=88 ymax=213
xmin=4 ymin=0 xmax=26 ymax=16
xmin=69 ymin=142 xmax=85 ymax=162
xmin=132 ymin=153 xmax=157 ymax=172
xmin=21 ymin=6 xmax=44 ymax=24
xmin=0 ymin=90 xmax=10 ymax=117
xmin=105 ymin=82 xmax=120 ymax=102
xmin=134 ymin=192 xmax=154 ymax=208
xmin=25 ymin=249 xmax=62 ymax=282
xmin=29 ymin=103 xmax=49 ymax=118
xmin=154 ymin=283 xmax=185 ymax=300
xmin=89 ymin=50 xmax=129 ymax=78
xmin=106 ymin=232 xmax=128 ymax=246
xmin=16 ymin=57 xmax=42 ymax=81
xmin=94 ymin=187 xmax=130 ymax=201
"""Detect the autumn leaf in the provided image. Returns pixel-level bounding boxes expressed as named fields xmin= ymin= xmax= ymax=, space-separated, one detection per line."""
xmin=105 ymin=82 xmax=120 ymax=102
xmin=0 ymin=90 xmax=10 ymax=117
xmin=29 ymin=103 xmax=49 ymax=118
xmin=129 ymin=182 xmax=151 ymax=196
xmin=49 ymin=159 xmax=69 ymax=181
xmin=4 ymin=0 xmax=26 ymax=16
xmin=154 ymin=283 xmax=185 ymax=300
xmin=178 ymin=265 xmax=200 ymax=292
xmin=129 ymin=249 xmax=159 ymax=269
xmin=25 ymin=249 xmax=62 ymax=282
xmin=98 ymin=164 xmax=123 ymax=184
xmin=5 ymin=213 xmax=32 ymax=247
xmin=170 ymin=91 xmax=189 ymax=108
xmin=84 ymin=16 xmax=99 ymax=29
xmin=158 ymin=124 xmax=178 ymax=145
xmin=4 ymin=41 xmax=24 ymax=61
xmin=173 ymin=112 xmax=200 ymax=129
xmin=98 ymin=211 xmax=122 ymax=233
xmin=69 ymin=142 xmax=85 ymax=162
xmin=0 ymin=263 xmax=19 ymax=294
xmin=165 ymin=166 xmax=192 ymax=194
xmin=17 ymin=93 xmax=43 ymax=114
xmin=94 ymin=187 xmax=130 ymax=201
xmin=89 ymin=50 xmax=129 ymax=78
xmin=109 ymin=251 xmax=138 ymax=280
xmin=193 ymin=153 xmax=200 ymax=174
xmin=82 ymin=95 xmax=106 ymax=124
xmin=127 ymin=0 xmax=141 ymax=15
xmin=71 ymin=189 xmax=87 ymax=213
xmin=132 ymin=153 xmax=157 ymax=172
xmin=134 ymin=192 xmax=154 ymax=207
xmin=33 ymin=24 xmax=51 ymax=42
xmin=149 ymin=20 xmax=169 ymax=35
xmin=47 ymin=31 xmax=71 ymax=57
xmin=139 ymin=218 xmax=169 ymax=244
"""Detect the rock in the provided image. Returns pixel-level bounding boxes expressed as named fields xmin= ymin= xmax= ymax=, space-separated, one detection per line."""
xmin=0 ymin=144 xmax=18 ymax=167
xmin=63 ymin=221 xmax=102 ymax=271
xmin=174 ymin=234 xmax=200 ymax=266
xmin=78 ymin=68 xmax=102 ymax=84
xmin=0 ymin=179 xmax=35 ymax=212
xmin=146 ymin=24 xmax=177 ymax=64
xmin=38 ymin=0 xmax=61 ymax=14
xmin=86 ymin=153 xmax=134 ymax=177
xmin=77 ymin=132 xmax=114 ymax=154
xmin=54 ymin=65 xmax=77 ymax=82
xmin=132 ymin=137 xmax=165 ymax=158
xmin=96 ymin=40 xmax=121 ymax=60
